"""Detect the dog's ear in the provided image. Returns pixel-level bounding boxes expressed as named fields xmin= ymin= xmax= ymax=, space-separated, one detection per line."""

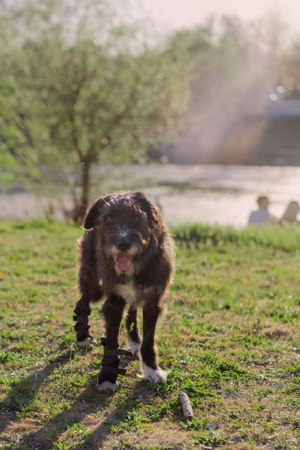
xmin=133 ymin=191 xmax=163 ymax=232
xmin=83 ymin=198 xmax=106 ymax=229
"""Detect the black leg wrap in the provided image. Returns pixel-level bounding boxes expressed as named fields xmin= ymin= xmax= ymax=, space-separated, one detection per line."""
xmin=97 ymin=337 xmax=134 ymax=387
xmin=73 ymin=302 xmax=93 ymax=343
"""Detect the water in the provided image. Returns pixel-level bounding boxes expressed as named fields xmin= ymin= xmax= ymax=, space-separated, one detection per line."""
xmin=139 ymin=165 xmax=300 ymax=227
xmin=1 ymin=165 xmax=300 ymax=227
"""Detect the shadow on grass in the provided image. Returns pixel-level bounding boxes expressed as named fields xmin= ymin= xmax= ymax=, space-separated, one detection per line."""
xmin=21 ymin=382 xmax=149 ymax=450
xmin=0 ymin=350 xmax=74 ymax=435
xmin=1 ymin=349 xmax=157 ymax=450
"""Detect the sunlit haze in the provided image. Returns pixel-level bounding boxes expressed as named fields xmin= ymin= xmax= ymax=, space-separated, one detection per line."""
xmin=141 ymin=0 xmax=300 ymax=34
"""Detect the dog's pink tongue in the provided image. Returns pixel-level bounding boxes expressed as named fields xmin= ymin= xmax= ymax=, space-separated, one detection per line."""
xmin=115 ymin=254 xmax=132 ymax=272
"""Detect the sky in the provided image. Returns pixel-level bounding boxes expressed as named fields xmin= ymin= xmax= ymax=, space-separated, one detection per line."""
xmin=141 ymin=0 xmax=300 ymax=34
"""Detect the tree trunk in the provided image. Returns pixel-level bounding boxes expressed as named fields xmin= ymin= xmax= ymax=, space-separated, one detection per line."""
xmin=77 ymin=160 xmax=91 ymax=223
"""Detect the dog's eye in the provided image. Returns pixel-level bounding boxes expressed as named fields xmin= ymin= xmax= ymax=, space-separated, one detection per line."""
xmin=104 ymin=215 xmax=114 ymax=225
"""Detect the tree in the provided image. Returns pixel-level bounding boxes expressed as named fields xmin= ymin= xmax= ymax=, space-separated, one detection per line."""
xmin=0 ymin=0 xmax=190 ymax=221
xmin=164 ymin=12 xmax=290 ymax=164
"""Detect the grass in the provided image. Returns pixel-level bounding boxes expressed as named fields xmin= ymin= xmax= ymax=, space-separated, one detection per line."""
xmin=0 ymin=220 xmax=299 ymax=449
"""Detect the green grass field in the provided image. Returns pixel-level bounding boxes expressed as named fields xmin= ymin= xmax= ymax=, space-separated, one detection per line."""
xmin=0 ymin=221 xmax=299 ymax=449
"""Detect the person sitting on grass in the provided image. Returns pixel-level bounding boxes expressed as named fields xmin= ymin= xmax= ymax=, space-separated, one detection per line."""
xmin=279 ymin=200 xmax=300 ymax=224
xmin=248 ymin=195 xmax=277 ymax=227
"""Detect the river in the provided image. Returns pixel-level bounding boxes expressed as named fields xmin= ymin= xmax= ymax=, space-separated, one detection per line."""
xmin=1 ymin=165 xmax=300 ymax=227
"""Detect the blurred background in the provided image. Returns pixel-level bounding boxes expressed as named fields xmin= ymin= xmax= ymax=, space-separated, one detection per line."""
xmin=1 ymin=0 xmax=300 ymax=227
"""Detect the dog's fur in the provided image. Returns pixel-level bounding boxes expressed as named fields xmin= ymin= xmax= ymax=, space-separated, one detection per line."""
xmin=73 ymin=191 xmax=174 ymax=390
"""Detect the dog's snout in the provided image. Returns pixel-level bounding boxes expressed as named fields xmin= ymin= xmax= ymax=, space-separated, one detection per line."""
xmin=116 ymin=238 xmax=131 ymax=251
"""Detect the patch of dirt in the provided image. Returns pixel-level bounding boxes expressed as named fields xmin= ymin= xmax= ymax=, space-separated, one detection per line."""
xmin=263 ymin=323 xmax=290 ymax=339
xmin=103 ymin=421 xmax=191 ymax=450
xmin=0 ymin=418 xmax=41 ymax=449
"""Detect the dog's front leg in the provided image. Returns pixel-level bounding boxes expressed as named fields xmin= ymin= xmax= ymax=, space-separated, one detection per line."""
xmin=74 ymin=296 xmax=93 ymax=346
xmin=74 ymin=248 xmax=103 ymax=346
xmin=97 ymin=294 xmax=126 ymax=391
xmin=141 ymin=303 xmax=167 ymax=383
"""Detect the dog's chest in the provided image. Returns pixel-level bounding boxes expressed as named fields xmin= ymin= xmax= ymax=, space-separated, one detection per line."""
xmin=114 ymin=281 xmax=153 ymax=306
xmin=115 ymin=282 xmax=137 ymax=306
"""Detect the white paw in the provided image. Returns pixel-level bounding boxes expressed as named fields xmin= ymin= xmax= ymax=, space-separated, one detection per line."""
xmin=141 ymin=363 xmax=168 ymax=384
xmin=76 ymin=336 xmax=94 ymax=347
xmin=96 ymin=381 xmax=118 ymax=392
xmin=128 ymin=337 xmax=141 ymax=356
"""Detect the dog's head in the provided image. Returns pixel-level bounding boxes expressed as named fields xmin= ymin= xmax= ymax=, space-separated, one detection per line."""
xmin=83 ymin=191 xmax=163 ymax=275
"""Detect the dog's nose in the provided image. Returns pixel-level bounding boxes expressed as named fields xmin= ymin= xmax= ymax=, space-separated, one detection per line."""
xmin=116 ymin=238 xmax=131 ymax=251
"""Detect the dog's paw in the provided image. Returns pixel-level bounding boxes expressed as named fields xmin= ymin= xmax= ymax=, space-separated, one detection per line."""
xmin=141 ymin=363 xmax=168 ymax=384
xmin=96 ymin=381 xmax=118 ymax=392
xmin=128 ymin=338 xmax=141 ymax=357
xmin=76 ymin=336 xmax=95 ymax=347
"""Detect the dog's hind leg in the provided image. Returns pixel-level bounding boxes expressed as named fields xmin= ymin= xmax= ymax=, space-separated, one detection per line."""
xmin=140 ymin=303 xmax=167 ymax=384
xmin=126 ymin=306 xmax=141 ymax=357
xmin=97 ymin=294 xmax=127 ymax=391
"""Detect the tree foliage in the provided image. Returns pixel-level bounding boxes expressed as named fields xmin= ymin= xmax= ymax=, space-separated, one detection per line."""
xmin=165 ymin=12 xmax=295 ymax=164
xmin=1 ymin=2 xmax=299 ymax=219
xmin=0 ymin=0 xmax=190 ymax=220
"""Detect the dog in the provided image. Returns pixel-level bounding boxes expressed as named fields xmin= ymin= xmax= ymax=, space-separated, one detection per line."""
xmin=73 ymin=191 xmax=174 ymax=391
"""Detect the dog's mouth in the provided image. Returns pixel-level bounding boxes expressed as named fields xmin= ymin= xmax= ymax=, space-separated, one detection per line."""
xmin=114 ymin=253 xmax=133 ymax=273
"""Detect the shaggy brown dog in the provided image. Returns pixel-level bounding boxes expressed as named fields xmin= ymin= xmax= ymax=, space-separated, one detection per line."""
xmin=73 ymin=191 xmax=174 ymax=390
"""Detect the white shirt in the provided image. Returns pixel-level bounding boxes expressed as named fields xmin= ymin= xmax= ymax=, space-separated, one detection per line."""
xmin=248 ymin=209 xmax=274 ymax=227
